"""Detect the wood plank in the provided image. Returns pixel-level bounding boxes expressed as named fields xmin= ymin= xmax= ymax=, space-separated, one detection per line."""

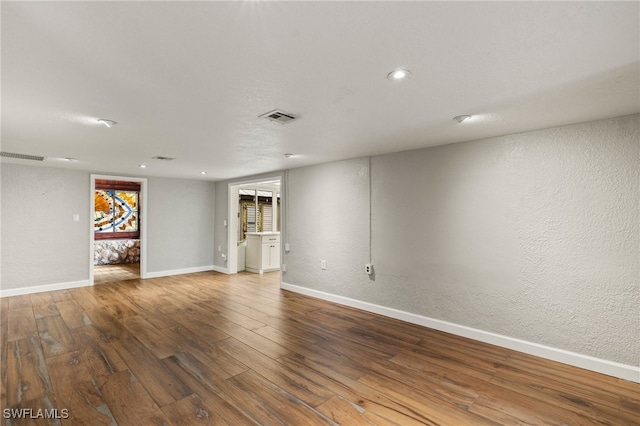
xmin=160 ymin=393 xmax=229 ymax=425
xmin=70 ymin=326 xmax=128 ymax=389
xmin=215 ymin=336 xmax=334 ymax=407
xmin=227 ymin=370 xmax=338 ymax=425
xmin=32 ymin=303 xmax=61 ymax=320
xmin=49 ymin=290 xmax=74 ymax=303
xmin=278 ymin=354 xmax=440 ymax=425
xmin=112 ymin=336 xmax=192 ymax=407
xmin=121 ymin=315 xmax=181 ymax=359
xmin=29 ymin=292 xmax=54 ymax=307
xmin=35 ymin=316 xmax=76 ymax=357
xmin=45 ymin=351 xmax=116 ymax=424
xmin=7 ymin=308 xmax=38 ymax=342
xmin=68 ymin=287 xmax=103 ymax=312
xmin=8 ymin=295 xmax=32 ymax=310
xmin=56 ymin=300 xmax=92 ymax=329
xmin=317 ymin=395 xmax=397 ymax=426
xmin=5 ymin=337 xmax=52 ymax=407
xmin=162 ymin=354 xmax=282 ymax=425
xmin=99 ymin=369 xmax=170 ymax=425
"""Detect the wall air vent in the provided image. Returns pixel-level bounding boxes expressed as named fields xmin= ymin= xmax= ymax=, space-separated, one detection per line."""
xmin=259 ymin=109 xmax=299 ymax=124
xmin=152 ymin=156 xmax=176 ymax=161
xmin=0 ymin=151 xmax=45 ymax=161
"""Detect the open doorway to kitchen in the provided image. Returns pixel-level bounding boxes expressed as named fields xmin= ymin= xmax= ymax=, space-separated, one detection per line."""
xmin=227 ymin=177 xmax=281 ymax=275
xmin=90 ymin=175 xmax=148 ymax=285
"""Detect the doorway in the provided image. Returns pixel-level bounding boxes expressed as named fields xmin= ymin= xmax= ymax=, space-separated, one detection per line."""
xmin=227 ymin=177 xmax=281 ymax=275
xmin=90 ymin=175 xmax=148 ymax=285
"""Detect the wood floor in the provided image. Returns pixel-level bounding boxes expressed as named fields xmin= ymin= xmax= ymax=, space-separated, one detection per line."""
xmin=1 ymin=272 xmax=638 ymax=425
xmin=93 ymin=263 xmax=140 ymax=285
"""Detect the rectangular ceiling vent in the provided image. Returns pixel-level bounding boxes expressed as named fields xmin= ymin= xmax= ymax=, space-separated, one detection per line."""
xmin=259 ymin=109 xmax=299 ymax=124
xmin=0 ymin=151 xmax=45 ymax=161
xmin=152 ymin=156 xmax=176 ymax=161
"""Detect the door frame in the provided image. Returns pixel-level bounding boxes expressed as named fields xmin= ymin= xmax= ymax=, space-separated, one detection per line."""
xmin=227 ymin=175 xmax=282 ymax=275
xmin=90 ymin=174 xmax=148 ymax=285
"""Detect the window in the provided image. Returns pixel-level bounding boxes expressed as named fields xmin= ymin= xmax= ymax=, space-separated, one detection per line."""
xmin=94 ymin=180 xmax=141 ymax=240
xmin=238 ymin=188 xmax=280 ymax=240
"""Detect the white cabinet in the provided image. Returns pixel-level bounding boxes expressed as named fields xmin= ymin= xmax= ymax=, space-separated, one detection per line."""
xmin=246 ymin=233 xmax=280 ymax=273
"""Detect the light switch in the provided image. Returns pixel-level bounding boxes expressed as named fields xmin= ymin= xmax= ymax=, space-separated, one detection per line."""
xmin=223 ymin=220 xmax=227 ymax=227
xmin=72 ymin=214 xmax=80 ymax=222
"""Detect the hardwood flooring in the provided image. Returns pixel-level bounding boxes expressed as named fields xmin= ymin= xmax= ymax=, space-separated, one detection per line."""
xmin=93 ymin=263 xmax=140 ymax=285
xmin=1 ymin=271 xmax=638 ymax=425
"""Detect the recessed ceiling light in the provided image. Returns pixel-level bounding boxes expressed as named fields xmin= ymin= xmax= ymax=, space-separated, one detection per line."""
xmin=139 ymin=164 xmax=147 ymax=168
xmin=200 ymin=171 xmax=207 ymax=175
xmin=284 ymin=153 xmax=295 ymax=158
xmin=64 ymin=157 xmax=77 ymax=162
xmin=97 ymin=119 xmax=117 ymax=128
xmin=387 ymin=69 xmax=411 ymax=80
xmin=453 ymin=115 xmax=472 ymax=123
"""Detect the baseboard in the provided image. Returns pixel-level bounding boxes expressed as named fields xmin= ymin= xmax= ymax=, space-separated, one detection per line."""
xmin=212 ymin=265 xmax=229 ymax=274
xmin=281 ymin=282 xmax=640 ymax=383
xmin=0 ymin=280 xmax=90 ymax=298
xmin=145 ymin=265 xmax=215 ymax=279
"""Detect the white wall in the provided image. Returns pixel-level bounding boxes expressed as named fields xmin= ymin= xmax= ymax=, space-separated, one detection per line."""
xmin=283 ymin=114 xmax=639 ymax=369
xmin=1 ymin=164 xmax=90 ymax=289
xmin=146 ymin=177 xmax=215 ymax=274
xmin=0 ymin=165 xmax=216 ymax=291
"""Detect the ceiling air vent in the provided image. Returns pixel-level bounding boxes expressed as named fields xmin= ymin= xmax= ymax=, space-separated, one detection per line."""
xmin=0 ymin=151 xmax=45 ymax=161
xmin=152 ymin=156 xmax=176 ymax=161
xmin=259 ymin=109 xmax=299 ymax=124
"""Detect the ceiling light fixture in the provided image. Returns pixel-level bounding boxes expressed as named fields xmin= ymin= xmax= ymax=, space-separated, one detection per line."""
xmin=64 ymin=157 xmax=78 ymax=162
xmin=453 ymin=115 xmax=472 ymax=123
xmin=139 ymin=164 xmax=147 ymax=168
xmin=200 ymin=171 xmax=207 ymax=175
xmin=387 ymin=69 xmax=411 ymax=80
xmin=284 ymin=153 xmax=295 ymax=158
xmin=97 ymin=119 xmax=117 ymax=128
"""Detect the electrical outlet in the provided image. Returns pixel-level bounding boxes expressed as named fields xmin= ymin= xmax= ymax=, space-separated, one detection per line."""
xmin=281 ymin=263 xmax=287 ymax=272
xmin=365 ymin=263 xmax=373 ymax=275
xmin=221 ymin=253 xmax=226 ymax=260
xmin=321 ymin=260 xmax=326 ymax=270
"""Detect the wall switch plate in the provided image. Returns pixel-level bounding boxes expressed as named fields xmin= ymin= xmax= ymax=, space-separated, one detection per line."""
xmin=72 ymin=214 xmax=80 ymax=222
xmin=218 ymin=246 xmax=221 ymax=252
xmin=223 ymin=220 xmax=227 ymax=227
xmin=281 ymin=263 xmax=287 ymax=272
xmin=365 ymin=263 xmax=373 ymax=274
xmin=321 ymin=260 xmax=326 ymax=270
xmin=221 ymin=253 xmax=226 ymax=260
xmin=284 ymin=243 xmax=290 ymax=252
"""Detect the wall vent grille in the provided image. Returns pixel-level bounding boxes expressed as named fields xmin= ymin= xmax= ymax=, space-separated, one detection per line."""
xmin=0 ymin=152 xmax=45 ymax=161
xmin=259 ymin=109 xmax=299 ymax=124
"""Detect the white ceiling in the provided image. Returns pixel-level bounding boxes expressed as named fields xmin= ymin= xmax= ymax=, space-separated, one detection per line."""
xmin=2 ymin=1 xmax=638 ymax=181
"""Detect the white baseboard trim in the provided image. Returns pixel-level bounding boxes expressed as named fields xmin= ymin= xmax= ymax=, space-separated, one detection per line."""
xmin=0 ymin=280 xmax=90 ymax=298
xmin=281 ymin=282 xmax=640 ymax=383
xmin=145 ymin=265 xmax=215 ymax=279
xmin=212 ymin=265 xmax=229 ymax=274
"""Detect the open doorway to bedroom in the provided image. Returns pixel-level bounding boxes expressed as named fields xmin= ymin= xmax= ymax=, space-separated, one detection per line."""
xmin=90 ymin=175 xmax=148 ymax=285
xmin=227 ymin=177 xmax=281 ymax=275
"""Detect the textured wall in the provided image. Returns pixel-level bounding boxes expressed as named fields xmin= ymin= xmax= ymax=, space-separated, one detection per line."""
xmin=146 ymin=177 xmax=215 ymax=273
xmin=285 ymin=159 xmax=371 ymax=294
xmin=284 ymin=114 xmax=639 ymax=366
xmin=1 ymin=164 xmax=90 ymax=289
